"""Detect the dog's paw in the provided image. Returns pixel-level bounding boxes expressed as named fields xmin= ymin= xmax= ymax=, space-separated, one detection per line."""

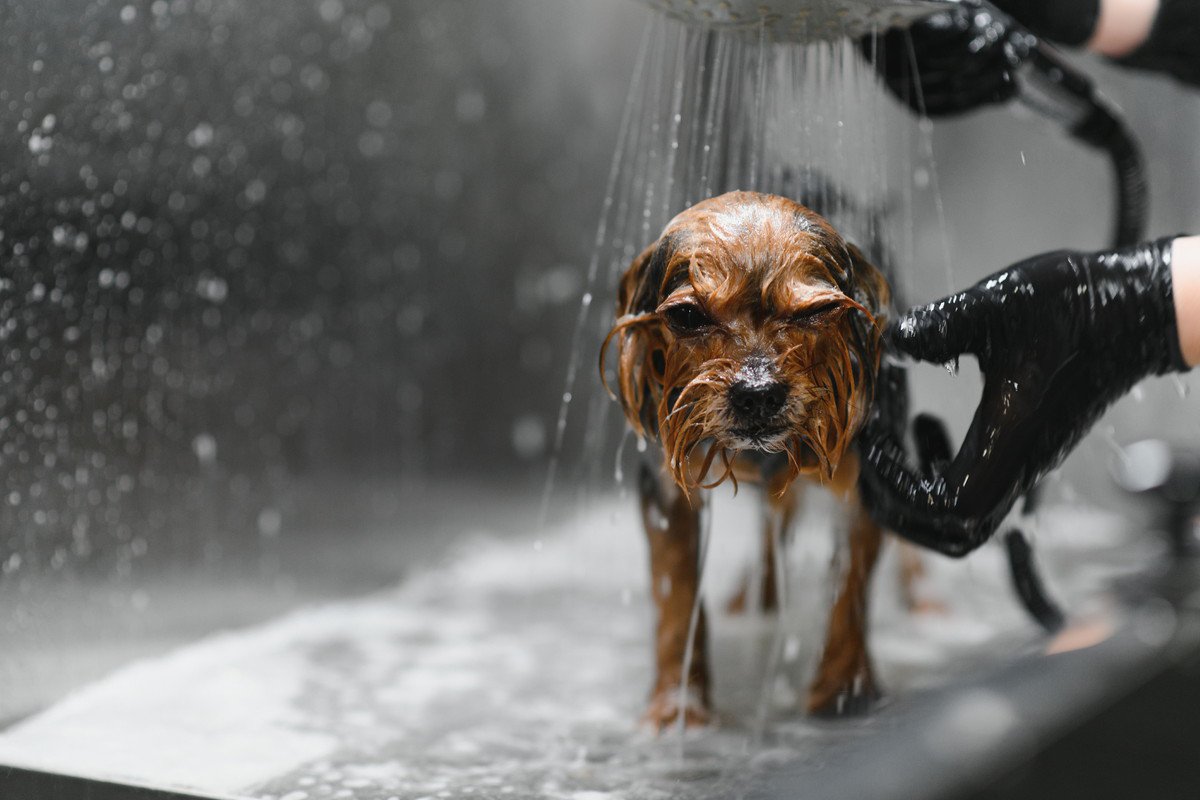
xmin=642 ymin=686 xmax=711 ymax=731
xmin=805 ymin=667 xmax=881 ymax=718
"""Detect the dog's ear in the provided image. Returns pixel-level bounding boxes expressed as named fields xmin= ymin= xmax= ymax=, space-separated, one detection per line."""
xmin=828 ymin=242 xmax=890 ymax=451
xmin=609 ymin=238 xmax=674 ymax=438
xmin=618 ymin=236 xmax=673 ymax=316
xmin=844 ymin=243 xmax=889 ymax=323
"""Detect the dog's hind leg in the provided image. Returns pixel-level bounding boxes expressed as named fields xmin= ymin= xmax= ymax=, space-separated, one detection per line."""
xmin=806 ymin=496 xmax=883 ymax=717
xmin=639 ymin=462 xmax=711 ymax=730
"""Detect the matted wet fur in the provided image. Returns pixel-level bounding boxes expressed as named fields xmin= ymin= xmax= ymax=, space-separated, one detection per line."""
xmin=602 ymin=191 xmax=898 ymax=728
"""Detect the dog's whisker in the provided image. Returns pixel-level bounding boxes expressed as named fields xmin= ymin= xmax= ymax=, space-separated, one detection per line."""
xmin=696 ymin=441 xmax=722 ymax=487
xmin=661 ymin=401 xmax=698 ymax=427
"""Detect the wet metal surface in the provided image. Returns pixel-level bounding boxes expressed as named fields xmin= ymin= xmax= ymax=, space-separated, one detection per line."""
xmin=0 ymin=496 xmax=1181 ymax=800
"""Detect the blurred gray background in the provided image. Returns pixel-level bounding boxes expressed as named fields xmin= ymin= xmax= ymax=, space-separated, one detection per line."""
xmin=0 ymin=0 xmax=1197 ymax=725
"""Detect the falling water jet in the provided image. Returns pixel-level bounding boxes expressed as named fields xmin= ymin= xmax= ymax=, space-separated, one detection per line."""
xmin=538 ymin=24 xmax=653 ymax=526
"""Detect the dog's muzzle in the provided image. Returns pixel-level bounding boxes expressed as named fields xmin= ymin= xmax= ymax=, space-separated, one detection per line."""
xmin=728 ymin=357 xmax=788 ymax=437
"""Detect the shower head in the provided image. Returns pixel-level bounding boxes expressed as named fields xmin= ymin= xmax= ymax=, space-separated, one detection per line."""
xmin=637 ymin=0 xmax=961 ymax=43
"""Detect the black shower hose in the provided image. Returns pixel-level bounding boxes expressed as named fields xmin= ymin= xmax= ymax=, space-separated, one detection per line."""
xmin=1072 ymin=100 xmax=1148 ymax=248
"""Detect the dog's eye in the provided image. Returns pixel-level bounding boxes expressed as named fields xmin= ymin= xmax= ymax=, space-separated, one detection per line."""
xmin=790 ymin=301 xmax=841 ymax=325
xmin=662 ymin=303 xmax=712 ymax=334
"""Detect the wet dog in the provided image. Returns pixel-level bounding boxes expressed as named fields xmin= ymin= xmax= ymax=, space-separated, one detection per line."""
xmin=603 ymin=191 xmax=896 ymax=728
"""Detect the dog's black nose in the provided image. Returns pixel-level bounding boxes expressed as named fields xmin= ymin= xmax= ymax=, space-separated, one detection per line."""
xmin=728 ymin=380 xmax=788 ymax=426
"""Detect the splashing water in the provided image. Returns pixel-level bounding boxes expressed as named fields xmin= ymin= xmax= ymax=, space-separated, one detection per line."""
xmin=0 ymin=496 xmax=1155 ymax=799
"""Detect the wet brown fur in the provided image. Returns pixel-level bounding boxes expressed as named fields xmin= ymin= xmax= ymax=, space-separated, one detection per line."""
xmin=603 ymin=191 xmax=896 ymax=728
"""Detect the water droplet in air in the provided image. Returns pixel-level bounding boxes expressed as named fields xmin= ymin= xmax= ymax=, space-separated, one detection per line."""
xmin=192 ymin=433 xmax=217 ymax=464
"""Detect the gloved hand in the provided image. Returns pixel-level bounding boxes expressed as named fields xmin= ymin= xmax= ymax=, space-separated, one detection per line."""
xmin=857 ymin=237 xmax=1190 ymax=556
xmin=865 ymin=0 xmax=1039 ymax=117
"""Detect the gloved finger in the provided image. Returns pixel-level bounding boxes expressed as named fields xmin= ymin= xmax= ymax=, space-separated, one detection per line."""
xmin=938 ymin=376 xmax=1031 ymax=526
xmin=854 ymin=412 xmax=922 ymax=489
xmin=913 ymin=413 xmax=954 ymax=478
xmin=855 ymin=414 xmax=984 ymax=556
xmin=887 ymin=290 xmax=992 ymax=363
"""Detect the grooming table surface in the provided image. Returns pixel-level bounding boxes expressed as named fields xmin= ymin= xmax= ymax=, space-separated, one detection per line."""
xmin=0 ymin=497 xmax=1179 ymax=800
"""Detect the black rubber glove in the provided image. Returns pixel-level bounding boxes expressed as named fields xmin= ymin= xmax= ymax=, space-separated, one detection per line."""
xmin=866 ymin=0 xmax=1039 ymax=117
xmin=988 ymin=0 xmax=1099 ymax=46
xmin=857 ymin=237 xmax=1190 ymax=556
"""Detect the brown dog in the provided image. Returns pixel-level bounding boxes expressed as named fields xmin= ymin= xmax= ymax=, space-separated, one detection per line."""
xmin=603 ymin=191 xmax=895 ymax=728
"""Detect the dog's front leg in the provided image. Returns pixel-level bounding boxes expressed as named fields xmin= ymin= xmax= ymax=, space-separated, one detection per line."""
xmin=807 ymin=497 xmax=883 ymax=717
xmin=639 ymin=462 xmax=710 ymax=730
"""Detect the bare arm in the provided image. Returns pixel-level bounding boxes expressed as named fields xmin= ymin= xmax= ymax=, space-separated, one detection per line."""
xmin=1173 ymin=235 xmax=1200 ymax=367
xmin=1087 ymin=0 xmax=1159 ymax=57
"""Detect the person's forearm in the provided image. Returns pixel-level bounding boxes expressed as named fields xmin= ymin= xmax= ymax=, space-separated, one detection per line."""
xmin=1087 ymin=0 xmax=1159 ymax=57
xmin=1173 ymin=235 xmax=1200 ymax=368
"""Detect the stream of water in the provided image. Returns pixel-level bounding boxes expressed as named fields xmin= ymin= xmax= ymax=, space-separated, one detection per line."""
xmin=545 ymin=14 xmax=955 ymax=512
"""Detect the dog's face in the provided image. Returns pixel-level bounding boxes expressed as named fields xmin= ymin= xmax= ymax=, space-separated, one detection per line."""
xmin=604 ymin=191 xmax=889 ymax=490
